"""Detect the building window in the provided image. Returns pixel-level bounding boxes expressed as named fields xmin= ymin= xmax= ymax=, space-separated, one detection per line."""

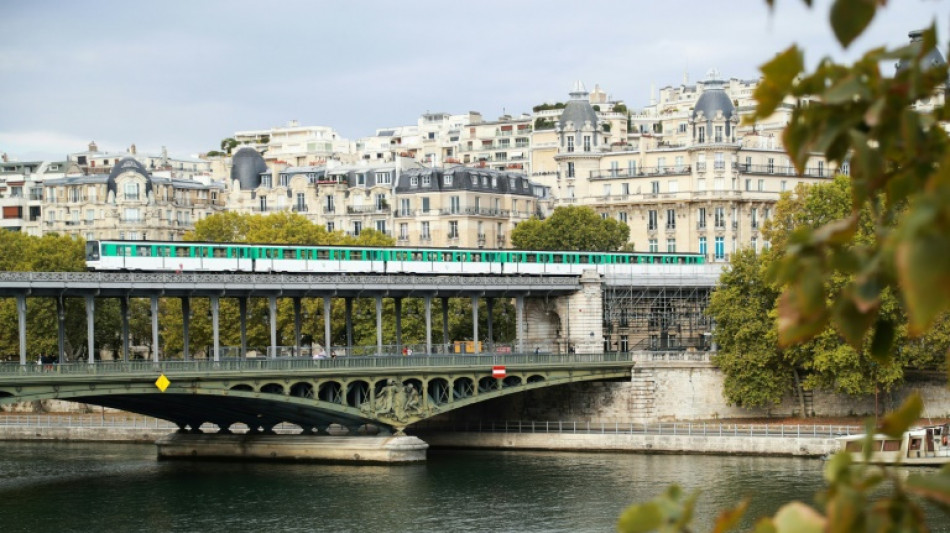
xmin=375 ymin=220 xmax=387 ymax=233
xmin=609 ymin=161 xmax=619 ymax=177
xmin=698 ymin=207 xmax=706 ymax=229
xmin=648 ymin=210 xmax=658 ymax=231
xmin=410 ymin=176 xmax=419 ymax=187
xmin=124 ymin=183 xmax=139 ymax=201
xmin=326 ymin=222 xmax=334 ymax=232
xmin=699 ymin=236 xmax=707 ymax=257
xmin=751 ymin=208 xmax=759 ymax=229
xmin=421 ymin=221 xmax=430 ymax=239
xmin=627 ymin=160 xmax=636 ymax=176
xmin=325 ymin=195 xmax=335 ymax=213
xmin=666 ymin=209 xmax=676 ymax=230
xmin=357 ymin=173 xmax=366 ymax=186
xmin=698 ymin=126 xmax=705 ymax=143
xmin=296 ymin=193 xmax=306 ymax=211
xmin=444 ymin=174 xmax=453 ymax=186
xmin=618 ymin=212 xmax=627 ymax=223
xmin=567 ymin=162 xmax=575 ymax=178
xmin=399 ymin=223 xmax=408 ymax=240
xmin=279 ymin=173 xmax=290 ymax=187
xmin=583 ymin=136 xmax=591 ymax=152
xmin=714 ymin=152 xmax=724 ymax=170
xmin=353 ymin=221 xmax=362 ymax=235
xmin=648 ymin=239 xmax=658 ymax=253
xmin=758 ymin=179 xmax=764 ymax=191
xmin=767 ymin=158 xmax=775 ymax=173
xmin=667 ymin=239 xmax=676 ymax=253
xmin=421 ymin=197 xmax=430 ymax=213
xmin=450 ymin=196 xmax=460 ymax=214
xmin=422 ymin=175 xmax=431 ymax=186
xmin=400 ymin=198 xmax=410 ymax=216
xmin=448 ymin=221 xmax=459 ymax=239
xmin=375 ymin=171 xmax=392 ymax=184
xmin=601 ymin=212 xmax=608 ymax=220
xmin=678 ymin=123 xmax=687 ymax=133
xmin=781 ymin=180 xmax=787 ymax=192
xmin=714 ymin=207 xmax=725 ymax=228
xmin=260 ymin=197 xmax=267 ymax=212
xmin=621 ymin=183 xmax=630 ymax=195
xmin=714 ymin=236 xmax=725 ymax=260
xmin=567 ymin=137 xmax=574 ymax=153
xmin=651 ymin=181 xmax=660 ymax=195
xmin=715 ymin=126 xmax=723 ymax=143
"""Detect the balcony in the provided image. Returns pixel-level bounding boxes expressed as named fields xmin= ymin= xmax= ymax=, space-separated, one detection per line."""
xmin=293 ymin=205 xmax=309 ymax=213
xmin=346 ymin=204 xmax=389 ymax=214
xmin=477 ymin=234 xmax=486 ymax=246
xmin=589 ymin=165 xmax=691 ymax=180
xmin=322 ymin=207 xmax=335 ymax=214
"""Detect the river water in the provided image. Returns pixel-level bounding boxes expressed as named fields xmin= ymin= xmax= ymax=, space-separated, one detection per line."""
xmin=0 ymin=441 xmax=942 ymax=532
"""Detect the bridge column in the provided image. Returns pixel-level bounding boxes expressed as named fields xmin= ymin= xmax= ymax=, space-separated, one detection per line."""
xmin=486 ymin=297 xmax=494 ymax=352
xmin=239 ymin=297 xmax=247 ymax=359
xmin=345 ymin=298 xmax=353 ymax=356
xmin=150 ymin=296 xmax=159 ymax=362
xmin=516 ymin=295 xmax=524 ymax=354
xmin=293 ymin=297 xmax=301 ymax=357
xmin=16 ymin=295 xmax=26 ymax=366
xmin=119 ymin=296 xmax=129 ymax=362
xmin=181 ymin=297 xmax=190 ymax=361
xmin=441 ymin=297 xmax=450 ymax=354
xmin=268 ymin=295 xmax=277 ymax=358
xmin=57 ymin=296 xmax=67 ymax=364
xmin=394 ymin=297 xmax=403 ymax=356
xmin=375 ymin=296 xmax=383 ymax=357
xmin=472 ymin=295 xmax=479 ymax=355
xmin=85 ymin=295 xmax=96 ymax=364
xmin=424 ymin=296 xmax=432 ymax=355
xmin=211 ymin=295 xmax=220 ymax=362
xmin=323 ymin=297 xmax=332 ymax=357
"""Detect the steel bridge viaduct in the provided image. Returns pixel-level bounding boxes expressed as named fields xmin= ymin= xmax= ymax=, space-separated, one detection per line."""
xmin=0 ymin=269 xmax=719 ymax=441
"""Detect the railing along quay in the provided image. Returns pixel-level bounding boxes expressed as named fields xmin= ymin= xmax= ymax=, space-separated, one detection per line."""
xmin=0 ymin=351 xmax=711 ymax=376
xmin=415 ymin=420 xmax=860 ymax=438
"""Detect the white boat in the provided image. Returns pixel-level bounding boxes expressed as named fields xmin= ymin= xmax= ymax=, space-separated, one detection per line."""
xmin=838 ymin=424 xmax=950 ymax=466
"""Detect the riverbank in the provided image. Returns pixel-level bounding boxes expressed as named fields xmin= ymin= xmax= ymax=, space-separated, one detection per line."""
xmin=0 ymin=414 xmax=855 ymax=457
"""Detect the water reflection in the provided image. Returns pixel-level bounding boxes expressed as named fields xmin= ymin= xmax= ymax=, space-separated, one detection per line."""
xmin=0 ymin=442 xmax=943 ymax=532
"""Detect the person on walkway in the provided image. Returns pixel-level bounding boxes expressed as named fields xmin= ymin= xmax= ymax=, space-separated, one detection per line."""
xmin=534 ymin=346 xmax=540 ymax=355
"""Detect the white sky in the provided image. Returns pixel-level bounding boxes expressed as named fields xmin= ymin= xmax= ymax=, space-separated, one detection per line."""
xmin=0 ymin=0 xmax=946 ymax=161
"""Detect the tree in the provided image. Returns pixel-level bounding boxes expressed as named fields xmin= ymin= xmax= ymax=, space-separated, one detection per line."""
xmin=511 ymin=206 xmax=629 ymax=251
xmin=622 ymin=1 xmax=950 ymax=530
xmin=219 ymin=137 xmax=238 ymax=155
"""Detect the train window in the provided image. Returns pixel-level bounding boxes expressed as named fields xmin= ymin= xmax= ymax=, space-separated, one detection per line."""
xmin=283 ymin=249 xmax=295 ymax=259
xmin=579 ymin=255 xmax=589 ymax=264
xmin=213 ymin=247 xmax=227 ymax=258
xmin=525 ymin=253 xmax=537 ymax=263
xmin=442 ymin=252 xmax=452 ymax=262
xmin=317 ymin=249 xmax=329 ymax=260
xmin=136 ymin=246 xmax=150 ymax=257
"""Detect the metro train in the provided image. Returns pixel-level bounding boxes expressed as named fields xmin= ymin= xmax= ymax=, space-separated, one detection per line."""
xmin=84 ymin=240 xmax=705 ymax=276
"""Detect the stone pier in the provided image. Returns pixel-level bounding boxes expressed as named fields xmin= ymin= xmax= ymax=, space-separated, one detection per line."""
xmin=156 ymin=434 xmax=429 ymax=464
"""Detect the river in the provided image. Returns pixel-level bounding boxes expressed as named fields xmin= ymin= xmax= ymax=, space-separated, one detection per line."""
xmin=0 ymin=441 xmax=943 ymax=532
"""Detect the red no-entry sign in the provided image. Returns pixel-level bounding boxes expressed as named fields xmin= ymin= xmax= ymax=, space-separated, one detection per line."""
xmin=492 ymin=365 xmax=506 ymax=378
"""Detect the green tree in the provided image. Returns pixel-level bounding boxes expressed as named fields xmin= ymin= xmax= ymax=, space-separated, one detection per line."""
xmin=219 ymin=137 xmax=238 ymax=155
xmin=511 ymin=206 xmax=629 ymax=251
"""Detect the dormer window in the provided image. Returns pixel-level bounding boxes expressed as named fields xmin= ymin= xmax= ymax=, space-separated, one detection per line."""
xmin=567 ymin=137 xmax=574 ymax=153
xmin=422 ymin=175 xmax=431 ymax=186
xmin=444 ymin=174 xmax=453 ymax=186
xmin=698 ymin=126 xmax=706 ymax=143
xmin=410 ymin=176 xmax=419 ymax=187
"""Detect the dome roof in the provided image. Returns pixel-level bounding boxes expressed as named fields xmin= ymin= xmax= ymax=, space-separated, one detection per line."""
xmin=896 ymin=30 xmax=947 ymax=74
xmin=107 ymin=157 xmax=152 ymax=197
xmin=558 ymin=80 xmax=598 ymax=130
xmin=231 ymin=147 xmax=267 ymax=190
xmin=692 ymin=72 xmax=735 ymax=122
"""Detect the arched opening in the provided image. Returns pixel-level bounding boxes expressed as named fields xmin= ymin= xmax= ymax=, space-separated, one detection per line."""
xmin=427 ymin=378 xmax=450 ymax=405
xmin=526 ymin=374 xmax=545 ymax=384
xmin=502 ymin=376 xmax=521 ymax=389
xmin=318 ymin=381 xmax=343 ymax=404
xmin=290 ymin=382 xmax=314 ymax=399
xmin=230 ymin=384 xmax=253 ymax=392
xmin=346 ymin=381 xmax=370 ymax=407
xmin=452 ymin=377 xmax=475 ymax=400
xmin=478 ymin=376 xmax=497 ymax=393
xmin=260 ymin=383 xmax=285 ymax=395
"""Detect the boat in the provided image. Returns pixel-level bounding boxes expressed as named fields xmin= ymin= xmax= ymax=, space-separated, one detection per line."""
xmin=837 ymin=424 xmax=950 ymax=466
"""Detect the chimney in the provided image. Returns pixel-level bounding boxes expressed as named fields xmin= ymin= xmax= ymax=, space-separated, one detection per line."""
xmin=1 ymin=153 xmax=7 ymax=162
xmin=89 ymin=141 xmax=98 ymax=152
xmin=130 ymin=143 xmax=137 ymax=155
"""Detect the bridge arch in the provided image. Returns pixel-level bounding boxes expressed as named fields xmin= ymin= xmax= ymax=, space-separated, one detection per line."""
xmin=289 ymin=382 xmax=314 ymax=399
xmin=260 ymin=383 xmax=285 ymax=395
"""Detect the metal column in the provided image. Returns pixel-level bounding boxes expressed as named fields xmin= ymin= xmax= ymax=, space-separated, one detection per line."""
xmin=268 ymin=295 xmax=277 ymax=358
xmin=119 ymin=296 xmax=129 ymax=362
xmin=323 ymin=297 xmax=332 ymax=356
xmin=211 ymin=296 xmax=220 ymax=362
xmin=394 ymin=297 xmax=402 ymax=356
xmin=486 ymin=297 xmax=494 ymax=352
xmin=516 ymin=295 xmax=524 ymax=354
xmin=472 ymin=295 xmax=480 ymax=355
xmin=375 ymin=296 xmax=383 ymax=357
xmin=239 ymin=297 xmax=247 ymax=359
xmin=150 ymin=296 xmax=159 ymax=362
xmin=57 ymin=296 xmax=66 ymax=364
xmin=345 ymin=298 xmax=353 ymax=356
xmin=181 ymin=297 xmax=190 ymax=361
xmin=424 ymin=295 xmax=432 ymax=355
xmin=441 ymin=297 xmax=450 ymax=354
xmin=293 ymin=298 xmax=301 ymax=357
xmin=16 ymin=295 xmax=26 ymax=366
xmin=85 ymin=295 xmax=96 ymax=364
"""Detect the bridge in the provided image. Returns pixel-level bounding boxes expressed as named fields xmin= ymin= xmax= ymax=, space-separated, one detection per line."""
xmin=0 ymin=352 xmax=708 ymax=434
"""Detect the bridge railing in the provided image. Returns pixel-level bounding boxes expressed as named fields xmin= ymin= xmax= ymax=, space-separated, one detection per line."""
xmin=413 ymin=420 xmax=860 ymax=438
xmin=0 ymin=351 xmax=710 ymax=375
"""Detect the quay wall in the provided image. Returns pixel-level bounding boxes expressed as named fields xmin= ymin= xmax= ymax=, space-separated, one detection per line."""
xmin=439 ymin=367 xmax=950 ymax=423
xmin=0 ymin=426 xmax=167 ymax=443
xmin=420 ymin=431 xmax=837 ymax=457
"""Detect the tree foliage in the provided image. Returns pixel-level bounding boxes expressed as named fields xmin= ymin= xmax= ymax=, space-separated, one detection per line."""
xmin=623 ymin=1 xmax=950 ymax=530
xmin=511 ymin=206 xmax=629 ymax=251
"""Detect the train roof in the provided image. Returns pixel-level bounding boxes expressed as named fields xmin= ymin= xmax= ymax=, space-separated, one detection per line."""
xmin=90 ymin=239 xmax=703 ymax=257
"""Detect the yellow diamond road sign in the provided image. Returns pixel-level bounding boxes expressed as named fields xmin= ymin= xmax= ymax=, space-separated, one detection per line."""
xmin=155 ymin=374 xmax=170 ymax=392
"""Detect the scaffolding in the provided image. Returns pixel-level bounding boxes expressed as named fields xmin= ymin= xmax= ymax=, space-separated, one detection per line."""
xmin=602 ymin=276 xmax=715 ymax=352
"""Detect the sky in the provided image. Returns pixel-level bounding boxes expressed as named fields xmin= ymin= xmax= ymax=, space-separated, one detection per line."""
xmin=0 ymin=0 xmax=946 ymax=161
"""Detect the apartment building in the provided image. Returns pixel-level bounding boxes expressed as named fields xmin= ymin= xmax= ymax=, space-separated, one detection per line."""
xmin=43 ymin=157 xmax=226 ymax=241
xmin=234 ymin=120 xmax=353 ymax=168
xmin=68 ymin=141 xmax=211 ymax=180
xmin=0 ymin=159 xmax=83 ymax=235
xmin=553 ymin=72 xmax=839 ymax=262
